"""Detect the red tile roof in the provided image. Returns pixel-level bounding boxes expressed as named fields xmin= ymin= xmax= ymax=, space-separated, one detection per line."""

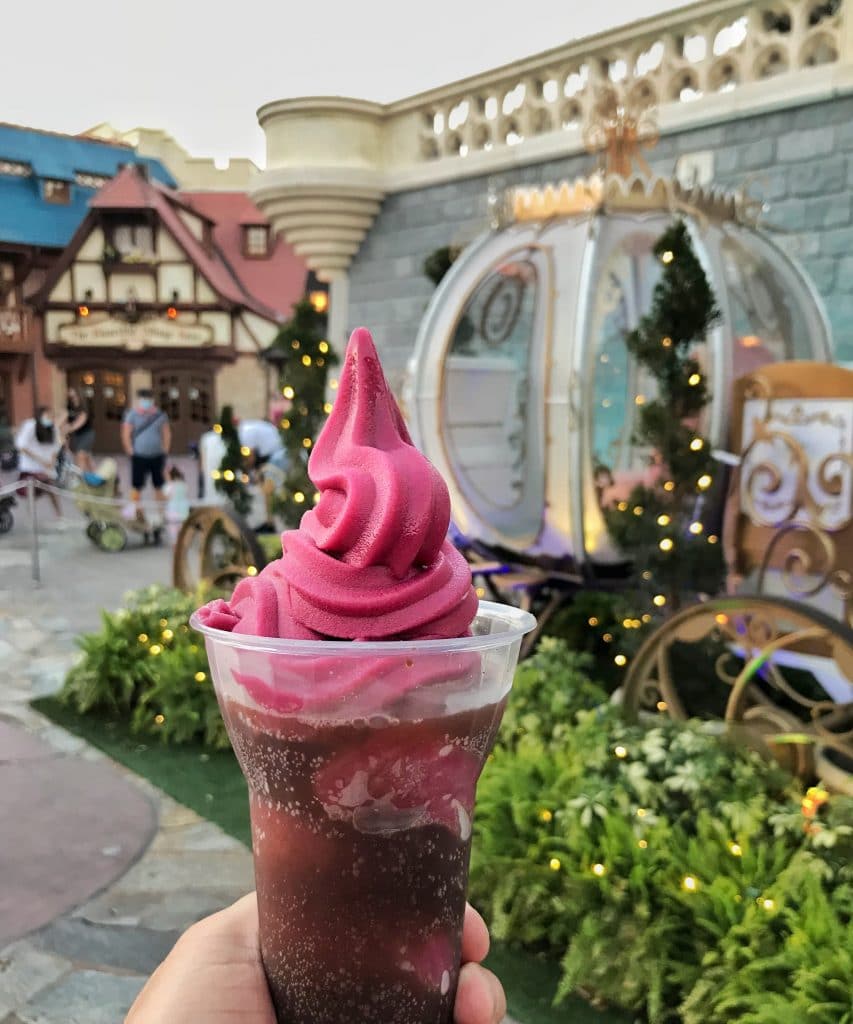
xmin=182 ymin=191 xmax=307 ymax=319
xmin=90 ymin=166 xmax=303 ymax=321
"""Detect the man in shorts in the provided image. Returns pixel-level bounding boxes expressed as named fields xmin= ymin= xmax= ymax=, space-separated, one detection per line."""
xmin=121 ymin=388 xmax=171 ymax=517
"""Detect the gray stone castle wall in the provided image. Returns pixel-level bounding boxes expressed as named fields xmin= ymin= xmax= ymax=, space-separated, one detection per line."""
xmin=348 ymin=94 xmax=853 ymax=388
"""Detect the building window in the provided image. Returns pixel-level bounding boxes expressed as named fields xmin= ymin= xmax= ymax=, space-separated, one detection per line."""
xmin=244 ymin=224 xmax=269 ymax=257
xmin=112 ymin=221 xmax=155 ymax=259
xmin=0 ymin=159 xmax=31 ymax=177
xmin=43 ymin=179 xmax=71 ymax=204
xmin=75 ymin=171 xmax=110 ymax=189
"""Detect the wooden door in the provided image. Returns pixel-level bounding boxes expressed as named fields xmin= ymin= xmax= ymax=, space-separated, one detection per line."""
xmin=68 ymin=368 xmax=128 ymax=452
xmin=153 ymin=367 xmax=214 ymax=454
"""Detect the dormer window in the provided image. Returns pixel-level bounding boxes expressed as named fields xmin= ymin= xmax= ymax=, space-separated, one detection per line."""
xmin=111 ymin=218 xmax=155 ymax=260
xmin=43 ymin=179 xmax=70 ymax=204
xmin=243 ymin=224 xmax=270 ymax=258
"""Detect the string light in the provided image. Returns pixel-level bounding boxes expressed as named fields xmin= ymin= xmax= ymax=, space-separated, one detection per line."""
xmin=642 ymin=613 xmax=652 ymax=623
xmin=281 ymin=418 xmax=291 ymax=429
xmin=294 ymin=492 xmax=306 ymax=504
xmin=591 ymin=863 xmax=607 ymax=877
xmin=78 ymin=304 xmax=90 ymax=317
xmin=657 ymin=514 xmax=671 ymax=526
xmin=291 ymin=340 xmax=301 ymax=350
xmin=653 ymin=594 xmax=667 ymax=607
xmin=760 ymin=897 xmax=776 ymax=911
xmin=246 ymin=565 xmax=258 ymax=576
xmin=622 ymin=618 xmax=633 ymax=629
xmin=635 ymin=394 xmax=646 ymax=405
xmin=697 ymin=474 xmax=713 ymax=490
xmin=323 ymin=402 xmax=333 ymax=414
xmin=154 ymin=713 xmax=165 ymax=725
xmin=708 ymin=534 xmax=719 ymax=544
xmin=240 ymin=446 xmax=251 ymax=457
xmin=661 ymin=336 xmax=673 ymax=348
xmin=302 ymin=437 xmax=312 ymax=449
xmin=681 ymin=875 xmax=699 ymax=893
xmin=319 ymin=341 xmax=329 ymax=353
xmin=588 ymin=616 xmax=599 ymax=627
xmin=715 ymin=613 xmax=729 ymax=625
xmin=549 ymin=858 xmax=562 ymax=871
xmin=689 ymin=438 xmax=704 ymax=451
xmin=617 ymin=501 xmax=628 ymax=512
xmin=283 ymin=385 xmax=295 ymax=399
xmin=223 ymin=470 xmax=235 ymax=482
xmin=149 ymin=644 xmax=162 ymax=656
xmin=211 ymin=470 xmax=221 ymax=480
xmin=656 ymin=700 xmax=668 ymax=711
xmin=317 ymin=358 xmax=325 ymax=367
xmin=475 ymin=586 xmax=486 ymax=598
xmin=194 ymin=671 xmax=207 ymax=683
xmin=614 ymin=654 xmax=627 ymax=667
xmin=659 ymin=538 xmax=674 ymax=552
xmin=159 ymin=619 xmax=168 ymax=628
xmin=636 ymin=808 xmax=647 ymax=818
xmin=633 ymin=505 xmax=644 ymax=516
xmin=638 ymin=839 xmax=648 ymax=849
xmin=213 ymin=423 xmax=222 ymax=434
xmin=138 ymin=633 xmax=148 ymax=644
xmin=302 ymin=355 xmax=312 ymax=367
xmin=728 ymin=842 xmax=743 ymax=857
xmin=313 ymin=492 xmax=321 ymax=504
xmin=661 ymin=250 xmax=674 ymax=264
xmin=162 ymin=628 xmax=174 ymax=641
xmin=539 ymin=809 xmax=553 ymax=823
xmin=642 ymin=570 xmax=652 ymax=581
xmin=663 ymin=480 xmax=675 ymax=492
xmin=614 ymin=744 xmax=628 ymax=758
xmin=603 ymin=632 xmax=613 ymax=643
xmin=689 ymin=521 xmax=704 ymax=535
xmin=330 ymin=378 xmax=339 ymax=390
xmin=688 ymin=373 xmax=701 ymax=386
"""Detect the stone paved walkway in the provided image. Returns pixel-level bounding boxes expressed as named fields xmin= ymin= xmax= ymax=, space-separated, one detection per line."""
xmin=0 ymin=502 xmax=254 ymax=1023
xmin=0 ymin=499 xmax=519 ymax=1023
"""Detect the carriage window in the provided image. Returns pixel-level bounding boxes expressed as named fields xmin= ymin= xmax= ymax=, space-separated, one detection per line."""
xmin=720 ymin=229 xmax=812 ymax=373
xmin=441 ymin=256 xmax=545 ymax=541
xmin=589 ymin=232 xmax=663 ymax=507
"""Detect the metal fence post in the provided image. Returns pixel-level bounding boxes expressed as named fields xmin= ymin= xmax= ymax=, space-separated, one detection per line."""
xmin=27 ymin=476 xmax=41 ymax=584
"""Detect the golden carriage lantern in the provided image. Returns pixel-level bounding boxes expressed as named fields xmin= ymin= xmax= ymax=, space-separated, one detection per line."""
xmin=405 ymin=173 xmax=832 ymax=576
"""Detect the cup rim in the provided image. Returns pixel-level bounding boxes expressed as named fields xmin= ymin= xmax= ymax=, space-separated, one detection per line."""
xmin=190 ymin=600 xmax=536 ymax=655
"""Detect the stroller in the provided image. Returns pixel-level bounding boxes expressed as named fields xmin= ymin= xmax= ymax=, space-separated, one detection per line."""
xmin=72 ymin=459 xmax=163 ymax=551
xmin=0 ymin=491 xmax=13 ymax=533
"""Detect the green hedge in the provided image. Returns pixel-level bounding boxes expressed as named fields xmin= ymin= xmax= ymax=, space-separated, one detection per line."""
xmin=60 ymin=585 xmax=228 ymax=749
xmin=470 ymin=639 xmax=853 ymax=1023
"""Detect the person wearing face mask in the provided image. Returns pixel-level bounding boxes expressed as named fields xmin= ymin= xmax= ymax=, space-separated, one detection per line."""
xmin=15 ymin=406 xmax=63 ymax=518
xmin=121 ymin=388 xmax=171 ymax=517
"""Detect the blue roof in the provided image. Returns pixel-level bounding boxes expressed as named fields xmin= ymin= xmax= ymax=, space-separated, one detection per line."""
xmin=0 ymin=123 xmax=176 ymax=249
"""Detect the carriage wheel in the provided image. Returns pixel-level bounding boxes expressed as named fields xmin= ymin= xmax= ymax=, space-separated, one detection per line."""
xmin=96 ymin=522 xmax=128 ymax=553
xmin=173 ymin=506 xmax=266 ymax=593
xmin=622 ymin=595 xmax=853 ymax=784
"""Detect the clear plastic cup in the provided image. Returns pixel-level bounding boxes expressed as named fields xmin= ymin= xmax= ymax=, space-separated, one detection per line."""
xmin=192 ymin=600 xmax=535 ymax=1024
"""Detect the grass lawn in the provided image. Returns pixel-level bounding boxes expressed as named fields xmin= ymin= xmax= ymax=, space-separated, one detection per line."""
xmin=33 ymin=696 xmax=633 ymax=1024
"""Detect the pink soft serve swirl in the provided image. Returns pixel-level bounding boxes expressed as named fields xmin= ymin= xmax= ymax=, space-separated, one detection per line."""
xmin=198 ymin=327 xmax=477 ymax=642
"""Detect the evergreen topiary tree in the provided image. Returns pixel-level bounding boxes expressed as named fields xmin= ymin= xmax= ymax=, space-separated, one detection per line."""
xmin=267 ymin=298 xmax=339 ymax=527
xmin=607 ymin=220 xmax=726 ymax=613
xmin=213 ymin=404 xmax=251 ymax=517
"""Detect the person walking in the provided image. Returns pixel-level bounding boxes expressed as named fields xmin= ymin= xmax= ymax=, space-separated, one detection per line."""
xmin=15 ymin=406 xmax=63 ymax=519
xmin=61 ymin=386 xmax=96 ymax=473
xmin=121 ymin=388 xmax=170 ymax=519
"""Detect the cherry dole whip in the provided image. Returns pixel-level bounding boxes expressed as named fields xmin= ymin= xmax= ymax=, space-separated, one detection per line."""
xmin=194 ymin=327 xmax=533 ymax=1024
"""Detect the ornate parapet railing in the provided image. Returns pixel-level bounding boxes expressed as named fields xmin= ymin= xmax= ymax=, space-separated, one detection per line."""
xmin=401 ymin=0 xmax=849 ymax=166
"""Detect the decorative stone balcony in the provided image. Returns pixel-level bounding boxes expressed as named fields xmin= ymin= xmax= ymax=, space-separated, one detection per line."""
xmin=252 ymin=0 xmax=853 ymax=282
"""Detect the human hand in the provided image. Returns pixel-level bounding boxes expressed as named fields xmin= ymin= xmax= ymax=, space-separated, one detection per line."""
xmin=126 ymin=893 xmax=506 ymax=1024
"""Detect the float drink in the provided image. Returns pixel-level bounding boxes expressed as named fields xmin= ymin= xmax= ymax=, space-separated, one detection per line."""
xmin=196 ymin=328 xmax=533 ymax=1024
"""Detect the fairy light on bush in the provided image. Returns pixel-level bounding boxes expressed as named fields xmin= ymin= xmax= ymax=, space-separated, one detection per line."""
xmin=614 ymin=654 xmax=627 ymax=667
xmin=653 ymin=594 xmax=666 ymax=607
xmin=591 ymin=863 xmax=607 ymax=877
xmin=614 ymin=744 xmax=628 ymax=758
xmin=697 ymin=474 xmax=713 ymax=491
xmin=138 ymin=633 xmax=148 ymax=644
xmin=659 ymin=538 xmax=674 ymax=552
xmin=549 ymin=858 xmax=561 ymax=871
xmin=194 ymin=671 xmax=207 ymax=683
xmin=282 ymin=385 xmax=295 ymax=399
xmin=154 ymin=714 xmax=165 ymax=725
xmin=689 ymin=521 xmax=704 ymax=535
xmin=588 ymin=616 xmax=599 ymax=627
xmin=681 ymin=875 xmax=699 ymax=893
xmin=657 ymin=514 xmax=671 ymax=526
xmin=539 ymin=809 xmax=553 ymax=823
xmin=161 ymin=628 xmax=174 ymax=641
xmin=689 ymin=437 xmax=704 ymax=452
xmin=149 ymin=644 xmax=162 ymax=656
xmin=246 ymin=565 xmax=258 ymax=576
xmin=688 ymin=372 xmax=702 ymax=386
xmin=728 ymin=842 xmax=743 ymax=857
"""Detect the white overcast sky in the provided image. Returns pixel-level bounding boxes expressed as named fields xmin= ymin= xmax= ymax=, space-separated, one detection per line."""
xmin=4 ymin=0 xmax=686 ymax=167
